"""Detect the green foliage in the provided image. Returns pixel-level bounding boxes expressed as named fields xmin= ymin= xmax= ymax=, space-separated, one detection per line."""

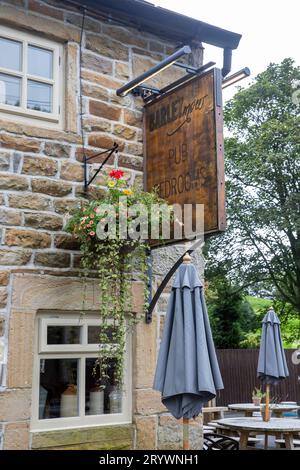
xmin=206 ymin=58 xmax=300 ymax=314
xmin=206 ymin=276 xmax=251 ymax=348
xmin=252 ymin=387 xmax=265 ymax=399
xmin=66 ymin=170 xmax=172 ymax=386
xmin=241 ymin=296 xmax=300 ymax=348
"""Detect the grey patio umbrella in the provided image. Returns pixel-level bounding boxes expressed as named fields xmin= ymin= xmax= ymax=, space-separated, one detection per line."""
xmin=153 ymin=253 xmax=223 ymax=449
xmin=257 ymin=308 xmax=289 ymax=421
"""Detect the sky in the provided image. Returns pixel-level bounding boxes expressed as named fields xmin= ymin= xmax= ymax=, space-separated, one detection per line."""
xmin=154 ymin=0 xmax=300 ymax=100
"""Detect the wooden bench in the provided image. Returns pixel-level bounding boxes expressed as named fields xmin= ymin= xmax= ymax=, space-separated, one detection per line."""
xmin=275 ymin=438 xmax=300 ymax=449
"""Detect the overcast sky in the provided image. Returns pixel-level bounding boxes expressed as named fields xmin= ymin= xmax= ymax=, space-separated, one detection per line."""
xmin=154 ymin=0 xmax=300 ymax=99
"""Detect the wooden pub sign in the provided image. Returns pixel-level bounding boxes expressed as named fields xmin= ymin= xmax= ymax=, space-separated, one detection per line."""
xmin=144 ymin=68 xmax=226 ymax=244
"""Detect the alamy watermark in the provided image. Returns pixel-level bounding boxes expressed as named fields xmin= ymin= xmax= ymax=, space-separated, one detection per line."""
xmin=92 ymin=199 xmax=204 ymax=243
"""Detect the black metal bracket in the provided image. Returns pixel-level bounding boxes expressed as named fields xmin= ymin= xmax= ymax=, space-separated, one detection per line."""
xmin=84 ymin=143 xmax=119 ymax=191
xmin=145 ymin=238 xmax=203 ymax=323
xmin=141 ymin=61 xmax=216 ymax=104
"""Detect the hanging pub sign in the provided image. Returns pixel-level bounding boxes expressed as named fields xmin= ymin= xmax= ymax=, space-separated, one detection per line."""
xmin=144 ymin=68 xmax=226 ymax=245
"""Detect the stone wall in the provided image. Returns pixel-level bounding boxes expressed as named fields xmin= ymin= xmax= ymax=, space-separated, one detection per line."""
xmin=0 ymin=0 xmax=204 ymax=450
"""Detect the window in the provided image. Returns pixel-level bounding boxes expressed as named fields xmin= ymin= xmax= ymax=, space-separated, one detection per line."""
xmin=31 ymin=313 xmax=132 ymax=431
xmin=0 ymin=26 xmax=63 ymax=127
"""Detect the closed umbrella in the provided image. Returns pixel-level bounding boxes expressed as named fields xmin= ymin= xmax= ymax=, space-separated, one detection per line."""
xmin=153 ymin=253 xmax=223 ymax=449
xmin=257 ymin=308 xmax=289 ymax=422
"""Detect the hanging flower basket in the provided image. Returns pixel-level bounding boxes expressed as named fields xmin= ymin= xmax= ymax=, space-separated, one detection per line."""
xmin=66 ymin=168 xmax=173 ymax=387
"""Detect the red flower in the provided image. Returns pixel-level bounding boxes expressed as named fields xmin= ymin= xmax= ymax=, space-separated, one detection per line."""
xmin=109 ymin=169 xmax=124 ymax=180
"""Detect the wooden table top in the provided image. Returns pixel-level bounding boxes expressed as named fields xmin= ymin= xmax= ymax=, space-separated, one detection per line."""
xmin=216 ymin=417 xmax=300 ymax=432
xmin=202 ymin=406 xmax=228 ymax=413
xmin=228 ymin=403 xmax=300 ymax=412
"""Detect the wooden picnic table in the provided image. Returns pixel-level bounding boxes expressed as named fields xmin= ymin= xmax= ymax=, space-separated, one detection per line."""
xmin=202 ymin=406 xmax=228 ymax=424
xmin=228 ymin=403 xmax=300 ymax=418
xmin=216 ymin=417 xmax=300 ymax=450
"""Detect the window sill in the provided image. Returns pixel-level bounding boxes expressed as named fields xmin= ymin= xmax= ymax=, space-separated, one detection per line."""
xmin=31 ymin=423 xmax=134 ymax=450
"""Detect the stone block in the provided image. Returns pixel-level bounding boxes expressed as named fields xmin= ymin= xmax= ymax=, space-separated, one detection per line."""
xmin=24 ymin=212 xmax=63 ymax=231
xmin=119 ymin=154 xmax=143 ymax=171
xmin=0 ymin=152 xmax=10 ymax=171
xmin=44 ymin=142 xmax=71 ymax=159
xmin=88 ymin=134 xmax=124 ymax=151
xmin=102 ymin=24 xmax=148 ymax=49
xmin=65 ymin=12 xmax=102 ymax=33
xmin=134 ymin=389 xmax=166 ymax=415
xmin=115 ymin=62 xmax=130 ymax=80
xmin=86 ymin=33 xmax=129 ymax=61
xmin=7 ymin=310 xmax=35 ymax=388
xmin=34 ymin=251 xmax=71 ymax=268
xmin=0 ymin=173 xmax=28 ymax=191
xmin=28 ymin=0 xmax=64 ymax=20
xmin=31 ymin=424 xmax=134 ymax=449
xmin=89 ymin=101 xmax=122 ymax=121
xmin=82 ymin=52 xmax=113 ymax=76
xmin=22 ymin=156 xmax=57 ymax=176
xmin=0 ymin=315 xmax=5 ymax=336
xmin=60 ymin=161 xmax=84 ymax=182
xmin=135 ymin=416 xmax=157 ymax=450
xmin=82 ymin=117 xmax=112 ymax=133
xmin=134 ymin=317 xmax=157 ymax=388
xmin=0 ymin=4 xmax=80 ymax=42
xmin=123 ymin=109 xmax=143 ymax=128
xmin=8 ymin=193 xmax=52 ymax=211
xmin=0 ymin=208 xmax=22 ymax=226
xmin=11 ymin=274 xmax=101 ymax=311
xmin=6 ymin=228 xmax=51 ymax=248
xmin=0 ymin=389 xmax=32 ymax=421
xmin=113 ymin=124 xmax=136 ymax=141
xmin=0 ymin=120 xmax=80 ymax=143
xmin=0 ymin=287 xmax=7 ymax=309
xmin=0 ymin=249 xmax=31 ymax=266
xmin=54 ymin=234 xmax=80 ymax=250
xmin=0 ymin=134 xmax=40 ymax=153
xmin=82 ymin=82 xmax=109 ymax=101
xmin=53 ymin=198 xmax=82 ymax=215
xmin=126 ymin=142 xmax=143 ymax=157
xmin=65 ymin=42 xmax=78 ymax=134
xmin=81 ymin=70 xmax=122 ymax=90
xmin=31 ymin=178 xmax=72 ymax=197
xmin=3 ymin=422 xmax=30 ymax=450
xmin=0 ymin=271 xmax=9 ymax=286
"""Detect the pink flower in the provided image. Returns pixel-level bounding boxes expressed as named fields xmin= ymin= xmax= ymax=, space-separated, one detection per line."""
xmin=89 ymin=231 xmax=95 ymax=236
xmin=90 ymin=214 xmax=95 ymax=219
xmin=83 ymin=207 xmax=87 ymax=212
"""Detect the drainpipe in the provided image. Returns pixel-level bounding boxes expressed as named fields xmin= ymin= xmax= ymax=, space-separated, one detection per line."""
xmin=222 ymin=48 xmax=232 ymax=78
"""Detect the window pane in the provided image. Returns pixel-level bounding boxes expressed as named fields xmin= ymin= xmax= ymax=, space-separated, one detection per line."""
xmin=88 ymin=325 xmax=117 ymax=344
xmin=0 ymin=37 xmax=22 ymax=71
xmin=27 ymin=80 xmax=52 ymax=113
xmin=85 ymin=358 xmax=122 ymax=415
xmin=47 ymin=326 xmax=81 ymax=345
xmin=28 ymin=45 xmax=53 ymax=79
xmin=0 ymin=73 xmax=21 ymax=107
xmin=39 ymin=358 xmax=78 ymax=419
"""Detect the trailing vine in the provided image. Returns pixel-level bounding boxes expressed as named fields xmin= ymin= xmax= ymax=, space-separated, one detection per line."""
xmin=66 ymin=169 xmax=172 ymax=388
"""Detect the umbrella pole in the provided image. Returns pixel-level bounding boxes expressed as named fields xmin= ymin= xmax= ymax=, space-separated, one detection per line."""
xmin=265 ymin=384 xmax=270 ymax=422
xmin=183 ymin=418 xmax=190 ymax=450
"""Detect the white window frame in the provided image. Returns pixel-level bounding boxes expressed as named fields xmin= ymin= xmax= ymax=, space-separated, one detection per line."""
xmin=0 ymin=25 xmax=63 ymax=128
xmin=31 ymin=312 xmax=132 ymax=432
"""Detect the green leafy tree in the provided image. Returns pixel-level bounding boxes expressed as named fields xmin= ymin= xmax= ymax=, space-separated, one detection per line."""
xmin=207 ymin=278 xmax=243 ymax=349
xmin=207 ymin=58 xmax=300 ymax=316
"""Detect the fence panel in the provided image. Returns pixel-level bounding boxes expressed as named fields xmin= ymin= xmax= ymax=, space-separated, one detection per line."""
xmin=216 ymin=349 xmax=299 ymax=405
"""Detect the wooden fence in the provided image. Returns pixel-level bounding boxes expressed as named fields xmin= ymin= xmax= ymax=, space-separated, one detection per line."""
xmin=216 ymin=349 xmax=300 ymax=406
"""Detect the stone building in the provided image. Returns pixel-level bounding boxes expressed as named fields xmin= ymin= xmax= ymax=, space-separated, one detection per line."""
xmin=0 ymin=0 xmax=239 ymax=450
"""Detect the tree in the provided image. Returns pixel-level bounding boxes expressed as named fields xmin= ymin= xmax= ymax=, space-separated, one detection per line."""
xmin=206 ymin=59 xmax=300 ymax=315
